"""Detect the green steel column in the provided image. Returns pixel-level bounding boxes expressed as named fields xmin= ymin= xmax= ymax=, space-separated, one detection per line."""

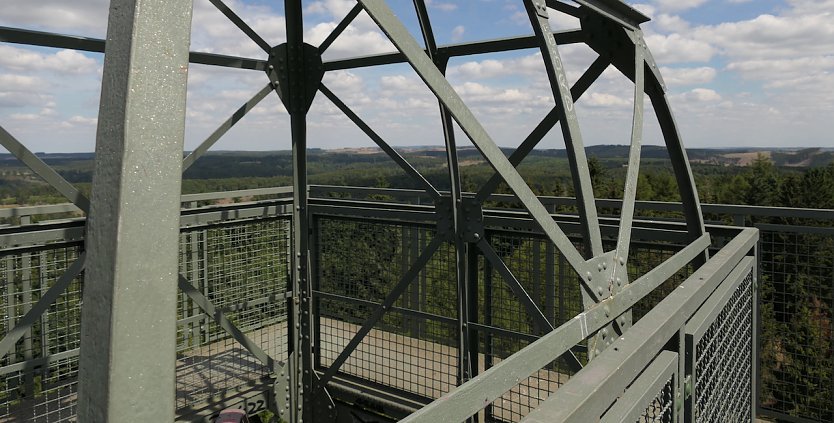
xmin=77 ymin=0 xmax=194 ymax=421
xmin=284 ymin=1 xmax=313 ymax=422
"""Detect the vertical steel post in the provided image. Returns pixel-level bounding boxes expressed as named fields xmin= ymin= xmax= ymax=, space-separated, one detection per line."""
xmin=77 ymin=0 xmax=193 ymax=420
xmin=284 ymin=1 xmax=313 ymax=421
xmin=21 ymin=253 xmax=33 ymax=399
xmin=412 ymin=0 xmax=474 ymax=392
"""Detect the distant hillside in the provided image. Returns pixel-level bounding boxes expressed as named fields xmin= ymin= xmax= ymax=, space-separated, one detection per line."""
xmin=0 ymin=147 xmax=832 ymax=184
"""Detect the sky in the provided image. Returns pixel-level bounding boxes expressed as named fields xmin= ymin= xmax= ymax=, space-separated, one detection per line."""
xmin=0 ymin=0 xmax=833 ymax=153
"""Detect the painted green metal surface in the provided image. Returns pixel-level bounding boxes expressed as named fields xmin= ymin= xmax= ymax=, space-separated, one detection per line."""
xmin=0 ymin=1 xmax=763 ymax=421
xmin=76 ymin=0 xmax=194 ymax=421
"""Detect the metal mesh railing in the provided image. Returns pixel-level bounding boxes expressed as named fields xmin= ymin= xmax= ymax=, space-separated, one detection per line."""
xmin=0 ymin=244 xmax=83 ymax=423
xmin=0 ymin=214 xmax=291 ymax=421
xmin=692 ymin=270 xmax=753 ymax=423
xmin=314 ymin=217 xmax=459 ymax=400
xmin=175 ymin=217 xmax=291 ymax=411
xmin=481 ymin=232 xmax=692 ymax=423
xmin=308 ymin=212 xmax=698 ymax=422
xmin=758 ymin=227 xmax=834 ymax=422
xmin=482 ymin=231 xmax=580 ymax=422
xmin=640 ymin=375 xmax=675 ymax=423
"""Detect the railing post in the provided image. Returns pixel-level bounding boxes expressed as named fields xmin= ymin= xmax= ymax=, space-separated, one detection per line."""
xmin=21 ymin=252 xmax=33 ymax=399
xmin=77 ymin=0 xmax=194 ymax=420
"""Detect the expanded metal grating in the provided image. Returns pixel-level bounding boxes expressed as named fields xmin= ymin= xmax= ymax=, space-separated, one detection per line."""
xmin=639 ymin=375 xmax=675 ymax=423
xmin=691 ymin=269 xmax=753 ymax=423
xmin=0 ymin=244 xmax=83 ymax=423
xmin=176 ymin=217 xmax=290 ymax=412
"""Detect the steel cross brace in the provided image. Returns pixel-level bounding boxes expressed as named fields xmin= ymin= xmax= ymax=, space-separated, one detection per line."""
xmin=580 ymin=12 xmax=707 ymax=255
xmin=0 ymin=125 xmax=90 ymax=213
xmin=474 ymin=55 xmax=610 ymax=203
xmin=358 ymin=0 xmax=590 ymax=279
xmin=177 ymin=275 xmax=303 ymax=419
xmin=411 ymin=0 xmax=476 ymax=388
xmin=317 ymin=236 xmax=444 ymax=386
xmin=398 ymin=232 xmax=712 ymax=423
xmin=523 ymin=0 xmax=603 ymax=261
xmin=182 ymin=83 xmax=274 ymax=172
xmin=0 ymin=254 xmax=85 ymax=361
xmin=318 ymin=84 xmax=442 ymax=200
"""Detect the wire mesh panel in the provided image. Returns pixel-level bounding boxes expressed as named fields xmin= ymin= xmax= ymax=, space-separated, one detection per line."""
xmin=0 ymin=244 xmax=83 ymax=423
xmin=757 ymin=227 xmax=834 ymax=422
xmin=626 ymin=240 xmax=696 ymax=321
xmin=481 ymin=231 xmax=580 ymax=422
xmin=686 ymin=257 xmax=754 ymax=423
xmin=480 ymin=231 xmax=692 ymax=423
xmin=175 ymin=217 xmax=291 ymax=412
xmin=639 ymin=376 xmax=675 ymax=423
xmin=599 ymin=350 xmax=678 ymax=423
xmin=314 ymin=217 xmax=458 ymax=399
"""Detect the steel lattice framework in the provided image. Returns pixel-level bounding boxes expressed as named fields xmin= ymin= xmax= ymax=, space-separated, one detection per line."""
xmin=0 ymin=1 xmax=760 ymax=422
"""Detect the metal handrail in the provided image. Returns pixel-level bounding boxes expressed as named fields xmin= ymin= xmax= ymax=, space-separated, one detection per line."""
xmin=4 ymin=185 xmax=833 ymax=225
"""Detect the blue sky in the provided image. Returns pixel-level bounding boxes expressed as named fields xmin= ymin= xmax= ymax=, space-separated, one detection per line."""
xmin=1 ymin=0 xmax=832 ymax=153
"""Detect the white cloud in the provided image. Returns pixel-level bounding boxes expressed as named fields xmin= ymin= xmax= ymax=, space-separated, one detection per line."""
xmin=676 ymin=88 xmax=722 ymax=103
xmin=644 ymin=33 xmax=715 ymax=63
xmin=449 ymin=53 xmax=543 ymax=79
xmin=0 ymin=46 xmax=98 ymax=74
xmin=651 ymin=0 xmax=707 ymax=13
xmin=426 ymin=0 xmax=457 ymax=12
xmin=660 ymin=66 xmax=717 ymax=86
xmin=583 ymin=92 xmax=632 ymax=107
xmin=451 ymin=25 xmax=465 ymax=42
xmin=0 ymin=0 xmax=108 ymax=36
xmin=654 ymin=14 xmax=691 ymax=33
xmin=694 ymin=13 xmax=834 ymax=60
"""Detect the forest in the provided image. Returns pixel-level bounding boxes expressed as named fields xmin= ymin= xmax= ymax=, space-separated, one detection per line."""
xmin=0 ymin=146 xmax=832 ymax=420
xmin=1 ymin=146 xmax=833 ymax=209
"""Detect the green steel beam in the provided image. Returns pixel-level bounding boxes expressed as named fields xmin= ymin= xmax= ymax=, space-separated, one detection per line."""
xmin=570 ymin=0 xmax=651 ymax=29
xmin=358 ymin=0 xmax=589 ymax=277
xmin=613 ymin=38 xmax=646 ymax=265
xmin=524 ymin=0 xmax=603 ymax=259
xmin=182 ymin=83 xmax=273 ymax=172
xmin=322 ymin=29 xmax=585 ymax=71
xmin=0 ymin=254 xmax=85 ymax=360
xmin=474 ymin=55 xmax=609 ymax=203
xmin=318 ymin=83 xmax=441 ymax=200
xmin=598 ymin=350 xmax=678 ymax=423
xmin=397 ymin=231 xmax=712 ymax=423
xmin=0 ymin=25 xmax=268 ymax=71
xmin=648 ymin=77 xmax=708 ymax=252
xmin=0 ymin=125 xmax=90 ymax=213
xmin=76 ymin=0 xmax=194 ymax=421
xmin=411 ymin=0 xmax=476 ymax=389
xmin=525 ymin=254 xmax=756 ymax=422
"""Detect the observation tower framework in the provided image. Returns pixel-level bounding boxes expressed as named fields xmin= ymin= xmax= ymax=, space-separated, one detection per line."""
xmin=0 ymin=1 xmax=758 ymax=422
